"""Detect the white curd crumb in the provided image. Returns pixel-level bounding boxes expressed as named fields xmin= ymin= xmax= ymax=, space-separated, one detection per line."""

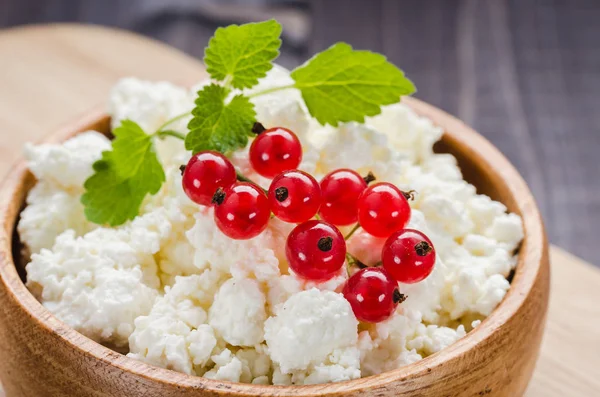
xmin=19 ymin=131 xmax=110 ymax=253
xmin=203 ymin=347 xmax=272 ymax=383
xmin=366 ymin=102 xmax=443 ymax=163
xmin=301 ymin=347 xmax=361 ymax=385
xmin=315 ymin=122 xmax=405 ymax=182
xmin=407 ymin=324 xmax=467 ymax=355
xmin=264 ymin=288 xmax=358 ymax=374
xmin=24 ymin=131 xmax=111 ymax=190
xmin=108 ymin=78 xmax=192 ymax=134
xmin=128 ymin=273 xmax=225 ymax=374
xmin=300 ymin=269 xmax=348 ymax=293
xmin=140 ymin=164 xmax=200 ymax=285
xmin=203 ymin=349 xmax=244 ymax=382
xmin=18 ymin=181 xmax=96 ymax=254
xmin=357 ymin=312 xmax=423 ymax=376
xmin=266 ymin=275 xmax=302 ymax=315
xmin=419 ymin=193 xmax=475 ymax=239
xmin=187 ymin=209 xmax=283 ymax=281
xmin=484 ymin=213 xmax=524 ymax=252
xmin=26 ymin=226 xmax=161 ymax=347
xmin=25 ymin=208 xmax=173 ymax=346
xmin=209 ymin=278 xmax=267 ymax=347
xmin=235 ymin=345 xmax=272 ymax=383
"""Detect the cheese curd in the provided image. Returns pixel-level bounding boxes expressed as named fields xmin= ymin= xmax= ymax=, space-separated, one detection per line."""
xmin=108 ymin=78 xmax=192 ymax=134
xmin=127 ymin=272 xmax=224 ymax=374
xmin=23 ymin=131 xmax=111 ymax=190
xmin=22 ymin=69 xmax=524 ymax=385
xmin=18 ymin=181 xmax=96 ymax=254
xmin=26 ymin=209 xmax=170 ymax=347
xmin=186 ymin=208 xmax=286 ymax=281
xmin=264 ymin=289 xmax=359 ymax=375
xmin=315 ymin=122 xmax=406 ymax=182
xmin=209 ymin=278 xmax=267 ymax=347
xmin=18 ymin=131 xmax=110 ymax=254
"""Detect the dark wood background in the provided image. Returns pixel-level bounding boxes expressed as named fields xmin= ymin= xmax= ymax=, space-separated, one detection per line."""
xmin=1 ymin=0 xmax=598 ymax=266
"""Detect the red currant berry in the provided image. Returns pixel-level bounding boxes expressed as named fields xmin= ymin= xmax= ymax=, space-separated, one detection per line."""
xmin=342 ymin=267 xmax=405 ymax=323
xmin=357 ymin=182 xmax=411 ymax=238
xmin=319 ymin=169 xmax=368 ymax=226
xmin=249 ymin=127 xmax=302 ymax=178
xmin=286 ymin=220 xmax=346 ymax=281
xmin=181 ymin=151 xmax=236 ymax=206
xmin=382 ymin=229 xmax=436 ymax=284
xmin=212 ymin=182 xmax=270 ymax=240
xmin=268 ymin=170 xmax=321 ymax=223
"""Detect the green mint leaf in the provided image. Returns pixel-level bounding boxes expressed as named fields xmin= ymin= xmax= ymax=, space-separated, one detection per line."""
xmin=81 ymin=152 xmax=145 ymax=226
xmin=186 ymin=84 xmax=256 ymax=154
xmin=81 ymin=120 xmax=165 ymax=226
xmin=290 ymin=42 xmax=416 ymax=126
xmin=204 ymin=19 xmax=282 ymax=89
xmin=111 ymin=120 xmax=159 ymax=181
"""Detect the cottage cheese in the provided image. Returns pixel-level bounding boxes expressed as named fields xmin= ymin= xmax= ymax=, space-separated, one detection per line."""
xmin=18 ymin=131 xmax=110 ymax=254
xmin=22 ymin=69 xmax=524 ymax=385
xmin=186 ymin=208 xmax=284 ymax=281
xmin=18 ymin=181 xmax=96 ymax=255
xmin=127 ymin=272 xmax=223 ymax=374
xmin=209 ymin=278 xmax=267 ymax=347
xmin=264 ymin=289 xmax=359 ymax=375
xmin=23 ymin=131 xmax=111 ymax=190
xmin=25 ymin=209 xmax=170 ymax=346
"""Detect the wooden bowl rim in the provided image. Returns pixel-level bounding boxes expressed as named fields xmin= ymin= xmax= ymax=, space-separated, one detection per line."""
xmin=0 ymin=98 xmax=546 ymax=396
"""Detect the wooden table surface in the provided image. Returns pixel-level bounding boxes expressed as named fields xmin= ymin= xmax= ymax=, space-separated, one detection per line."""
xmin=0 ymin=24 xmax=598 ymax=397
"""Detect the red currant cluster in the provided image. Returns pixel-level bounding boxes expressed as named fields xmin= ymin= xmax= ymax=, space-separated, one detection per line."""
xmin=181 ymin=124 xmax=436 ymax=323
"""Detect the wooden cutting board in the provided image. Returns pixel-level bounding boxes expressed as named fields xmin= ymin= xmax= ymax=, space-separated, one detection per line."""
xmin=0 ymin=24 xmax=598 ymax=397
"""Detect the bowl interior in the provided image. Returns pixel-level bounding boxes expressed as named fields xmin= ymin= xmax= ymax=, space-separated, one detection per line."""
xmin=0 ymin=101 xmax=544 ymax=395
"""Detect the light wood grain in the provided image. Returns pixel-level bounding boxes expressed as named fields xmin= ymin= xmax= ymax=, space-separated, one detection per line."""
xmin=0 ymin=24 xmax=595 ymax=397
xmin=526 ymin=246 xmax=600 ymax=396
xmin=0 ymin=23 xmax=206 ymax=173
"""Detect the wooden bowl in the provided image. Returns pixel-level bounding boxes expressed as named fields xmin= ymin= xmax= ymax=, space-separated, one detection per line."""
xmin=0 ymin=98 xmax=549 ymax=397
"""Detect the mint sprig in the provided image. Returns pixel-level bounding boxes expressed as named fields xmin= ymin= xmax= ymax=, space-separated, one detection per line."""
xmin=82 ymin=20 xmax=416 ymax=226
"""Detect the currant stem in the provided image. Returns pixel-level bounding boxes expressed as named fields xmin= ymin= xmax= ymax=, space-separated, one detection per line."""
xmin=252 ymin=122 xmax=267 ymax=134
xmin=235 ymin=172 xmax=255 ymax=184
xmin=236 ymin=171 xmax=268 ymax=193
xmin=345 ymin=257 xmax=351 ymax=278
xmin=345 ymin=252 xmax=367 ymax=277
xmin=157 ymin=130 xmax=186 ymax=140
xmin=344 ymin=224 xmax=361 ymax=241
xmin=363 ymin=171 xmax=376 ymax=185
xmin=247 ymin=84 xmax=295 ymax=98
